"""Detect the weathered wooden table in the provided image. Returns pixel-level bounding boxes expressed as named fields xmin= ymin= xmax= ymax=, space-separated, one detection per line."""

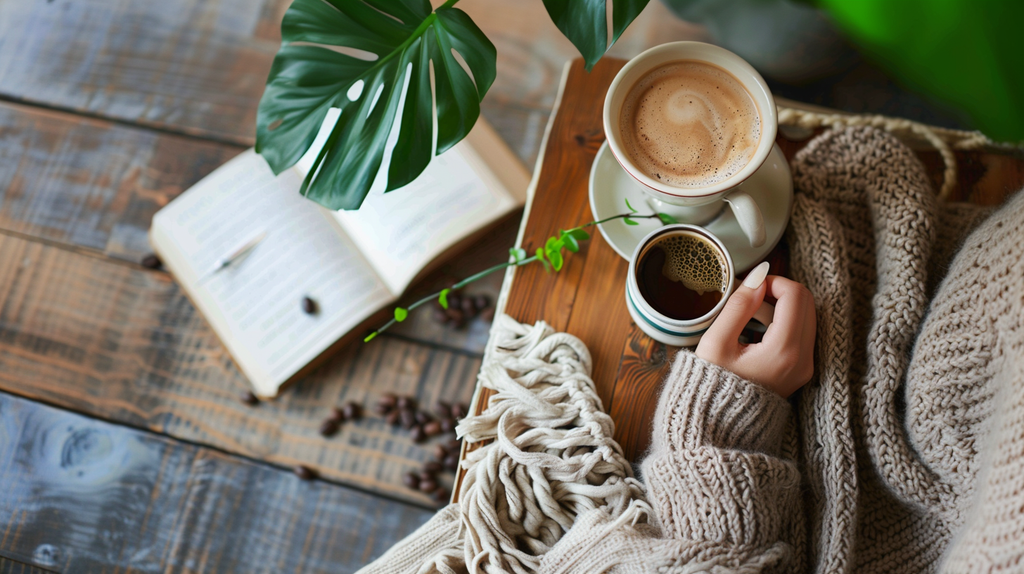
xmin=1 ymin=1 xmax=1021 ymax=572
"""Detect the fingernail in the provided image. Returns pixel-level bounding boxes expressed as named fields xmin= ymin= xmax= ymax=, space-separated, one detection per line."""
xmin=742 ymin=261 xmax=770 ymax=289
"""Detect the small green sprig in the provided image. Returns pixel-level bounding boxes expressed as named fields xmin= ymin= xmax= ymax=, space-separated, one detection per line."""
xmin=364 ymin=201 xmax=677 ymax=342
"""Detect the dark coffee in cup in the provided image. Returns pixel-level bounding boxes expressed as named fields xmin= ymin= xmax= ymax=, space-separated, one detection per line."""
xmin=636 ymin=232 xmax=727 ymax=320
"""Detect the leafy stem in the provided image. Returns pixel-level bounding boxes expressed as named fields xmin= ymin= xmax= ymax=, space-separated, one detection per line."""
xmin=363 ymin=201 xmax=677 ymax=342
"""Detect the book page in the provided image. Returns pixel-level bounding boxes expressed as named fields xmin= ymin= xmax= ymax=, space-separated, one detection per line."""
xmin=333 ymin=144 xmax=518 ymax=295
xmin=150 ymin=150 xmax=392 ymax=395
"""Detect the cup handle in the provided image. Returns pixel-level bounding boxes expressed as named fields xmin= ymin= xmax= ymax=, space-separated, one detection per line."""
xmin=724 ymin=190 xmax=766 ymax=248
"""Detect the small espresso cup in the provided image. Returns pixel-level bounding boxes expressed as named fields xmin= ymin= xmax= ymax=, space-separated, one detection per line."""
xmin=604 ymin=42 xmax=778 ymax=248
xmin=626 ymin=224 xmax=773 ymax=346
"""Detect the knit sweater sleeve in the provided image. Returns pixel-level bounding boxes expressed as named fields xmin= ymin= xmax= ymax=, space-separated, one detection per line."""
xmin=540 ymin=351 xmax=804 ymax=573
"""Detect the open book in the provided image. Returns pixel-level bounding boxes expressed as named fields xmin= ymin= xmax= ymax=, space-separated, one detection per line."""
xmin=150 ymin=119 xmax=528 ymax=397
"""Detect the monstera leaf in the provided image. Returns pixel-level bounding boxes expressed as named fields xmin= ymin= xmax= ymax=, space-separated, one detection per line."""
xmin=542 ymin=0 xmax=652 ymax=71
xmin=256 ymin=0 xmax=496 ymax=210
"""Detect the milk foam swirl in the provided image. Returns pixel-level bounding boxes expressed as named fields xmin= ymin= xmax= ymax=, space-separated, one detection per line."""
xmin=619 ymin=61 xmax=761 ymax=188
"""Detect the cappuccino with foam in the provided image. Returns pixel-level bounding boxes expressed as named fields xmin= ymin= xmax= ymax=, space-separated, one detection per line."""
xmin=619 ymin=61 xmax=761 ymax=188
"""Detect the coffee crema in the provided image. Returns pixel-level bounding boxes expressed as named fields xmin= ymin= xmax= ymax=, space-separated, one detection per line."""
xmin=619 ymin=60 xmax=761 ymax=188
xmin=637 ymin=233 xmax=726 ymax=320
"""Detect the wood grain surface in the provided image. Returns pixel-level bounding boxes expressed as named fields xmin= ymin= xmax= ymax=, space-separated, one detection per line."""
xmin=0 ymin=392 xmax=431 ymax=573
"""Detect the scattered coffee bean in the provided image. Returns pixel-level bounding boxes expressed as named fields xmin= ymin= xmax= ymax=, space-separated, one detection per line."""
xmin=342 ymin=402 xmax=361 ymax=421
xmin=301 ymin=296 xmax=318 ymax=315
xmin=423 ymin=461 xmax=442 ymax=476
xmin=319 ymin=418 xmax=339 ymax=437
xmin=378 ymin=393 xmax=397 ymax=410
xmin=140 ymin=254 xmax=163 ymax=269
xmin=451 ymin=402 xmax=468 ymax=419
xmin=439 ymin=417 xmax=455 ymax=433
xmin=423 ymin=420 xmax=442 ymax=437
xmin=473 ymin=294 xmax=491 ymax=312
xmin=418 ymin=470 xmax=435 ymax=483
xmin=432 ymin=487 xmax=450 ymax=503
xmin=415 ymin=411 xmax=432 ymax=425
xmin=293 ymin=465 xmax=316 ymax=480
xmin=402 ymin=471 xmax=420 ymax=490
xmin=419 ymin=478 xmax=438 ymax=493
xmin=447 ymin=292 xmax=462 ymax=311
xmin=240 ymin=391 xmax=259 ymax=406
xmin=400 ymin=409 xmax=417 ymax=430
xmin=434 ymin=400 xmax=452 ymax=418
xmin=329 ymin=406 xmax=346 ymax=422
xmin=373 ymin=403 xmax=392 ymax=416
xmin=410 ymin=425 xmax=426 ymax=443
xmin=446 ymin=308 xmax=465 ymax=325
xmin=433 ymin=444 xmax=449 ymax=461
xmin=396 ymin=396 xmax=416 ymax=410
xmin=460 ymin=297 xmax=475 ymax=315
xmin=385 ymin=410 xmax=401 ymax=426
xmin=443 ymin=453 xmax=459 ymax=472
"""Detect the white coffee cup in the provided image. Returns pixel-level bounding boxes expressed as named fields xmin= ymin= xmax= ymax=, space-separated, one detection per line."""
xmin=626 ymin=224 xmax=773 ymax=346
xmin=604 ymin=42 xmax=778 ymax=248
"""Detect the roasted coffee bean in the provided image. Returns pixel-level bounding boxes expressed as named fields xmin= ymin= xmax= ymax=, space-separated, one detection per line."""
xmin=432 ymin=486 xmax=450 ymax=503
xmin=419 ymin=478 xmax=438 ymax=493
xmin=293 ymin=465 xmax=316 ymax=480
xmin=451 ymin=402 xmax=468 ymax=419
xmin=319 ymin=419 xmax=339 ymax=437
xmin=473 ymin=294 xmax=491 ymax=312
xmin=378 ymin=393 xmax=397 ymax=409
xmin=396 ymin=396 xmax=416 ymax=410
xmin=301 ymin=296 xmax=318 ymax=315
xmin=446 ymin=292 xmax=462 ymax=311
xmin=240 ymin=391 xmax=259 ymax=406
xmin=423 ymin=461 xmax=442 ymax=476
xmin=400 ymin=409 xmax=417 ymax=430
xmin=402 ymin=471 xmax=420 ymax=490
xmin=410 ymin=425 xmax=426 ymax=443
xmin=446 ymin=308 xmax=464 ymax=324
xmin=446 ymin=439 xmax=461 ymax=452
xmin=443 ymin=453 xmax=459 ymax=472
xmin=460 ymin=297 xmax=475 ymax=316
xmin=439 ymin=417 xmax=455 ymax=433
xmin=385 ymin=410 xmax=401 ymax=426
xmin=480 ymin=307 xmax=495 ymax=322
xmin=418 ymin=470 xmax=435 ymax=483
xmin=329 ymin=406 xmax=346 ymax=422
xmin=433 ymin=444 xmax=449 ymax=461
xmin=342 ymin=402 xmax=361 ymax=421
xmin=434 ymin=400 xmax=452 ymax=418
xmin=140 ymin=254 xmax=162 ymax=269
xmin=373 ymin=403 xmax=392 ymax=416
xmin=415 ymin=411 xmax=432 ymax=425
xmin=423 ymin=421 xmax=442 ymax=437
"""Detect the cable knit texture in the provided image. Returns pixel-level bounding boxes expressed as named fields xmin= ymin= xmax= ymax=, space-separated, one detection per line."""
xmin=358 ymin=127 xmax=1024 ymax=573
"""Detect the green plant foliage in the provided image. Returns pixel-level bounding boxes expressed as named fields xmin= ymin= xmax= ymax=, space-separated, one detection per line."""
xmin=657 ymin=212 xmax=678 ymax=225
xmin=509 ymin=247 xmax=527 ymax=263
xmin=438 ymin=288 xmax=451 ymax=309
xmin=536 ymin=247 xmax=551 ymax=273
xmin=541 ymin=0 xmax=652 ymax=71
xmin=256 ymin=0 xmax=496 ymax=210
xmin=623 ymin=217 xmax=639 ymax=225
xmin=394 ymin=307 xmax=409 ymax=322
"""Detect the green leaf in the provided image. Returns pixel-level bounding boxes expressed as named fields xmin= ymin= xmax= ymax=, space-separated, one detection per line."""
xmin=624 ymin=197 xmax=638 ymax=213
xmin=567 ymin=228 xmax=590 ymax=241
xmin=364 ymin=331 xmax=378 ymax=343
xmin=562 ymin=232 xmax=580 ymax=253
xmin=394 ymin=307 xmax=409 ymax=322
xmin=541 ymin=0 xmax=652 ymax=71
xmin=657 ymin=212 xmax=678 ymax=225
xmin=439 ymin=288 xmax=451 ymax=309
xmin=256 ymin=1 xmax=496 ymax=210
xmin=623 ymin=217 xmax=639 ymax=226
xmin=549 ymin=249 xmax=564 ymax=271
xmin=536 ymin=247 xmax=551 ymax=273
xmin=509 ymin=247 xmax=527 ymax=263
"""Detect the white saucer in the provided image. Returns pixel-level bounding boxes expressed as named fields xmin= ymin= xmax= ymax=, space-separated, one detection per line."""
xmin=589 ymin=141 xmax=793 ymax=272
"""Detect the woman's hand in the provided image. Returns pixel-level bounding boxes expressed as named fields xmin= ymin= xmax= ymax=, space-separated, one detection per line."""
xmin=696 ymin=263 xmax=816 ymax=398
